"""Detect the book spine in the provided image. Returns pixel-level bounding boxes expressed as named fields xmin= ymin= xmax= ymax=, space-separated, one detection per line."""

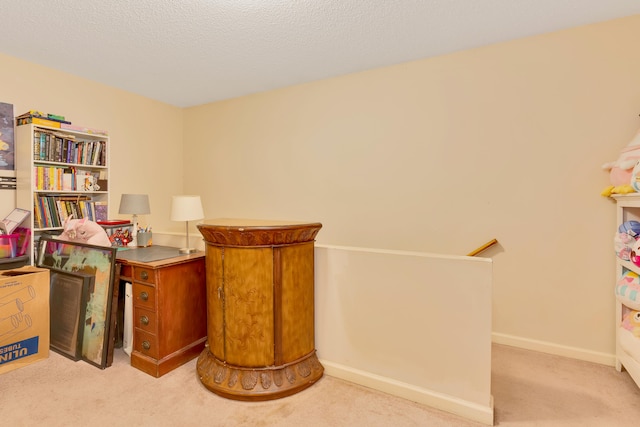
xmin=33 ymin=131 xmax=40 ymax=161
xmin=33 ymin=194 xmax=43 ymax=229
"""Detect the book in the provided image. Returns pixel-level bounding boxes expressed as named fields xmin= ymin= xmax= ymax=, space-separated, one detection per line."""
xmin=17 ymin=116 xmax=62 ymax=128
xmin=16 ymin=110 xmax=46 ymax=118
xmin=17 ymin=111 xmax=70 ymax=123
xmin=62 ymin=173 xmax=73 ymax=191
xmin=95 ymin=202 xmax=108 ymax=222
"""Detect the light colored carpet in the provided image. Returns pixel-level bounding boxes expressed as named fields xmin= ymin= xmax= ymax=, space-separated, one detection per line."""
xmin=1 ymin=344 xmax=639 ymax=426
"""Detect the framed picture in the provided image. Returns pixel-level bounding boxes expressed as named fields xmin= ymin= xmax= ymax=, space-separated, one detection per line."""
xmin=0 ymin=102 xmax=14 ymax=171
xmin=49 ymin=268 xmax=94 ymax=360
xmin=36 ymin=236 xmax=117 ymax=369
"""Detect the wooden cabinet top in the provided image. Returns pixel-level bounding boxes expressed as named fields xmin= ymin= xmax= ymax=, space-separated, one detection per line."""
xmin=198 ymin=218 xmax=322 ymax=247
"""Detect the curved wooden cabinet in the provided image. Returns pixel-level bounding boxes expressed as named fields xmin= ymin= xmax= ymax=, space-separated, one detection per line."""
xmin=196 ymin=219 xmax=323 ymax=401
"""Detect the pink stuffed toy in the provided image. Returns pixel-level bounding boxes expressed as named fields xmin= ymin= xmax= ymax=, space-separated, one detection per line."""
xmin=56 ymin=216 xmax=112 ymax=247
xmin=602 ymin=128 xmax=640 ymax=196
xmin=622 ymin=310 xmax=640 ymax=337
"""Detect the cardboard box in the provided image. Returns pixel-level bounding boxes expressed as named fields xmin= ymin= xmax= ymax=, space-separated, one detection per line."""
xmin=0 ymin=266 xmax=50 ymax=374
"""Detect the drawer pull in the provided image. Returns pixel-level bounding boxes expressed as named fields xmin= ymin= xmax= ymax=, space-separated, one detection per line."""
xmin=140 ymin=271 xmax=149 ymax=280
xmin=140 ymin=291 xmax=148 ymax=301
xmin=142 ymin=341 xmax=151 ymax=350
xmin=140 ymin=315 xmax=149 ymax=326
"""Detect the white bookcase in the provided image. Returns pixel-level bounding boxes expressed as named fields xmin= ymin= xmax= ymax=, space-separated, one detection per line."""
xmin=15 ymin=124 xmax=109 ymax=264
xmin=613 ymin=194 xmax=640 ymax=388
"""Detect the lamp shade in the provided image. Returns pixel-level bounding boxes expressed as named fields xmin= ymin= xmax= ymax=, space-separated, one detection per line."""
xmin=171 ymin=195 xmax=204 ymax=221
xmin=118 ymin=194 xmax=151 ymax=215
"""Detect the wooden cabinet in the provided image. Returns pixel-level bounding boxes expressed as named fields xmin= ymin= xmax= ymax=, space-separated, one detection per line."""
xmin=118 ymin=251 xmax=207 ymax=377
xmin=196 ymin=219 xmax=323 ymax=401
xmin=613 ymin=194 xmax=640 ymax=388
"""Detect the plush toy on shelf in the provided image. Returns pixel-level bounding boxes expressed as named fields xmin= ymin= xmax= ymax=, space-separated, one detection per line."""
xmin=616 ymin=270 xmax=640 ymax=311
xmin=56 ymin=215 xmax=112 ymax=247
xmin=622 ymin=310 xmax=640 ymax=337
xmin=615 ymin=220 xmax=640 ymax=261
xmin=631 ymin=160 xmax=640 ymax=193
xmin=615 ymin=231 xmax=637 ymax=261
xmin=601 ymin=128 xmax=640 ymax=197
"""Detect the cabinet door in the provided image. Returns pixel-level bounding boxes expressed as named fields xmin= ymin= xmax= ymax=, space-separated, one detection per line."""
xmin=206 ymin=246 xmax=275 ymax=367
xmin=280 ymin=242 xmax=316 ymax=362
xmin=224 ymin=247 xmax=274 ymax=367
xmin=206 ymin=246 xmax=225 ymax=359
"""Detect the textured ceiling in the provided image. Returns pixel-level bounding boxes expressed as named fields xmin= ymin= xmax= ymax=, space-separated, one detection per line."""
xmin=2 ymin=1 xmax=639 ymax=108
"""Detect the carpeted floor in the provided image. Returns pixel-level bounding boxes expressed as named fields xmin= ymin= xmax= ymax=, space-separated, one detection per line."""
xmin=1 ymin=343 xmax=639 ymax=426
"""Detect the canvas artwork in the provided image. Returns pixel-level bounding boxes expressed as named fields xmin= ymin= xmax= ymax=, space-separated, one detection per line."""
xmin=36 ymin=237 xmax=117 ymax=368
xmin=0 ymin=102 xmax=14 ymax=170
xmin=49 ymin=268 xmax=94 ymax=360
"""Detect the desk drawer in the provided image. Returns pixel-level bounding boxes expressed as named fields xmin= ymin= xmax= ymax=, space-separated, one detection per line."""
xmin=133 ymin=283 xmax=156 ymax=310
xmin=119 ymin=263 xmax=133 ymax=279
xmin=134 ymin=307 xmax=157 ymax=333
xmin=134 ymin=329 xmax=159 ymax=358
xmin=133 ymin=266 xmax=156 ymax=284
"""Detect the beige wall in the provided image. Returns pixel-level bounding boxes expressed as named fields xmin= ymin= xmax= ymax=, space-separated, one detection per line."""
xmin=184 ymin=15 xmax=640 ymax=360
xmin=0 ymin=53 xmax=185 ymax=234
xmin=1 ymin=15 xmax=638 ymax=361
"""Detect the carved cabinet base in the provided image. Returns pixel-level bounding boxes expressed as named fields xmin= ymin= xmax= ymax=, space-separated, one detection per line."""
xmin=197 ymin=219 xmax=323 ymax=401
xmin=197 ymin=349 xmax=324 ymax=401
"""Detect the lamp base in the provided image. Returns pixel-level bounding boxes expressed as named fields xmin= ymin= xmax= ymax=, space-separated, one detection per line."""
xmin=179 ymin=248 xmax=197 ymax=254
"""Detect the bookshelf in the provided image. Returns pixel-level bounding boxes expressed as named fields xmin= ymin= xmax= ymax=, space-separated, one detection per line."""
xmin=15 ymin=124 xmax=110 ymax=264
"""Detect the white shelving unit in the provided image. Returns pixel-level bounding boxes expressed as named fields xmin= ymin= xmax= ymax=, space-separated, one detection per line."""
xmin=613 ymin=194 xmax=640 ymax=388
xmin=15 ymin=124 xmax=109 ymax=264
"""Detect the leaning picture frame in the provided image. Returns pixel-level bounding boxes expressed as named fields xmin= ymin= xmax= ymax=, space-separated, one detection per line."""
xmin=36 ymin=236 xmax=117 ymax=369
xmin=49 ymin=268 xmax=94 ymax=361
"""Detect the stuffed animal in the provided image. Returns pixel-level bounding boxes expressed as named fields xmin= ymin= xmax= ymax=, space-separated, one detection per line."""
xmin=615 ymin=232 xmax=636 ymax=261
xmin=622 ymin=310 xmax=640 ymax=337
xmin=616 ymin=270 xmax=640 ymax=311
xmin=630 ymin=160 xmax=640 ymax=192
xmin=602 ymin=128 xmax=640 ymax=196
xmin=56 ymin=216 xmax=112 ymax=247
xmin=630 ymin=238 xmax=640 ymax=268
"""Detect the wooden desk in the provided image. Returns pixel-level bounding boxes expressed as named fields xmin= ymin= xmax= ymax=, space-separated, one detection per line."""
xmin=116 ymin=247 xmax=207 ymax=377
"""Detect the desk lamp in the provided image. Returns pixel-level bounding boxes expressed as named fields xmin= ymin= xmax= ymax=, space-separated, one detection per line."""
xmin=118 ymin=194 xmax=150 ymax=247
xmin=171 ymin=195 xmax=204 ymax=254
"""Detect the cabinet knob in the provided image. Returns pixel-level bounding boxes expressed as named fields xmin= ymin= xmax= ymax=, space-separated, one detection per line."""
xmin=142 ymin=341 xmax=151 ymax=350
xmin=140 ymin=271 xmax=149 ymax=280
xmin=140 ymin=291 xmax=148 ymax=301
xmin=140 ymin=315 xmax=149 ymax=326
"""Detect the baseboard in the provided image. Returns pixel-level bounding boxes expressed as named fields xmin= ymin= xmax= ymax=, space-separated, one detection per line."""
xmin=320 ymin=359 xmax=495 ymax=426
xmin=492 ymin=332 xmax=616 ymax=367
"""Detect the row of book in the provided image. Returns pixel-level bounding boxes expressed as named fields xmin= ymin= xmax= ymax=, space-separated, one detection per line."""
xmin=34 ymin=166 xmax=102 ymax=192
xmin=33 ymin=195 xmax=107 ymax=229
xmin=17 ymin=110 xmax=108 ymax=135
xmin=34 ymin=129 xmax=106 ymax=166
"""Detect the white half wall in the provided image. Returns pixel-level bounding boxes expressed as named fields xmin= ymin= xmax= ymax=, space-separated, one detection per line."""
xmin=314 ymin=244 xmax=494 ymax=425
